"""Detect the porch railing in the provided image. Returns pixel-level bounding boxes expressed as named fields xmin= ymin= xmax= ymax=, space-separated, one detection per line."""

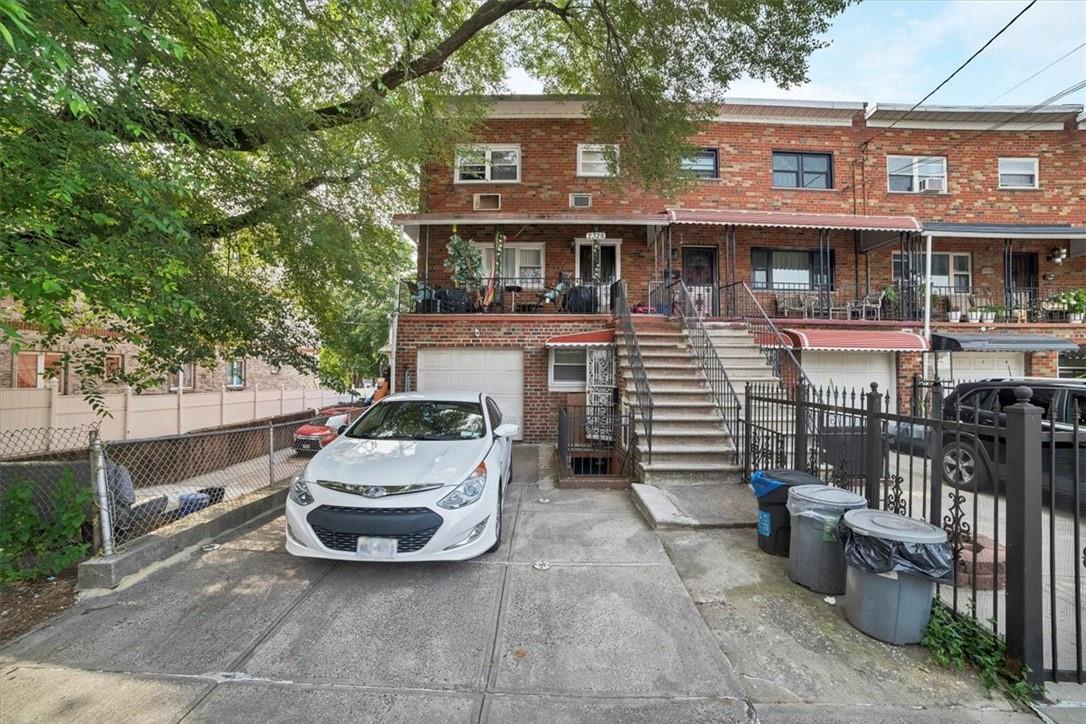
xmin=612 ymin=280 xmax=653 ymax=464
xmin=719 ymin=281 xmax=812 ymax=388
xmin=403 ymin=275 xmax=615 ymax=314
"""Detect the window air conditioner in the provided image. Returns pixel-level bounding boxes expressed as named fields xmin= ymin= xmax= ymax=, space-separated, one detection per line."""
xmin=918 ymin=177 xmax=945 ymax=193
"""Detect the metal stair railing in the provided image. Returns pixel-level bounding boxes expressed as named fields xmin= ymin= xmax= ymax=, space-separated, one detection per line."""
xmin=667 ymin=279 xmax=743 ymax=455
xmin=718 ymin=281 xmax=813 ymax=390
xmin=611 ymin=280 xmax=653 ymax=464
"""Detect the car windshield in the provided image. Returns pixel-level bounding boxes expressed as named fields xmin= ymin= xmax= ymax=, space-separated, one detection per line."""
xmin=345 ymin=400 xmax=486 ymax=441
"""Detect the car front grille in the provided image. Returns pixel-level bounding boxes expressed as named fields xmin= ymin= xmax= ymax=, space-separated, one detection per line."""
xmin=309 ymin=506 xmax=441 ymax=553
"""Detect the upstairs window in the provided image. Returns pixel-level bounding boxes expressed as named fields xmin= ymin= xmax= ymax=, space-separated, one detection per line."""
xmin=454 ymin=145 xmax=520 ymax=183
xmin=681 ymin=149 xmax=719 ymax=179
xmin=998 ymin=158 xmax=1038 ymax=189
xmin=577 ymin=144 xmax=619 ymax=177
xmin=888 ymin=155 xmax=947 ymax=193
xmin=751 ymin=248 xmax=835 ymax=290
xmin=772 ymin=152 xmax=832 ymax=189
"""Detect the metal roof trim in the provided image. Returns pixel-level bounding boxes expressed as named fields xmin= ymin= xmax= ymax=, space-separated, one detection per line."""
xmin=931 ymin=333 xmax=1081 ymax=353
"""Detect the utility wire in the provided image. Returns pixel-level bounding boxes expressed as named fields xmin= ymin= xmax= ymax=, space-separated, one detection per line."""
xmin=863 ymin=0 xmax=1038 ymax=145
xmin=989 ymin=40 xmax=1086 ymax=104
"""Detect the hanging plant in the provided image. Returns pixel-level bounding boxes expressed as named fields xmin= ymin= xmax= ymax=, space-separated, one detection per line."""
xmin=444 ymin=231 xmax=483 ymax=291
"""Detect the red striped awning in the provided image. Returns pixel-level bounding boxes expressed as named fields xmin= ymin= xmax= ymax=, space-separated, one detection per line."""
xmin=783 ymin=329 xmax=928 ymax=352
xmin=545 ymin=329 xmax=615 ymax=348
xmin=667 ymin=208 xmax=921 ymax=232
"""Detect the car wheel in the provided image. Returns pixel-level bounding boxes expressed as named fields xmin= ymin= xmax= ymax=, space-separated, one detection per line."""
xmin=942 ymin=441 xmax=991 ymax=492
xmin=485 ymin=479 xmax=503 ymax=553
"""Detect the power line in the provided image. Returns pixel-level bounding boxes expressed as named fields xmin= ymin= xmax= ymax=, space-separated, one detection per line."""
xmin=989 ymin=40 xmax=1086 ymax=104
xmin=863 ymin=0 xmax=1038 ymax=145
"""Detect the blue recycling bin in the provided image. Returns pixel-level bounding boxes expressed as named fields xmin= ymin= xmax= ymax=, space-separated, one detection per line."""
xmin=750 ymin=469 xmax=825 ymax=556
xmin=177 ymin=492 xmax=211 ymax=517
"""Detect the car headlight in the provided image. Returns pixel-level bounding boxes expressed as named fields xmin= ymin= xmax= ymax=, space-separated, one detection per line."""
xmin=437 ymin=463 xmax=487 ymax=510
xmin=290 ymin=475 xmax=315 ymax=506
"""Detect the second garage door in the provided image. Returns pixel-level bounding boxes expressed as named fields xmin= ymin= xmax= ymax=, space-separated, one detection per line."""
xmin=934 ymin=352 xmax=1025 ymax=383
xmin=416 ymin=349 xmax=524 ymax=440
xmin=803 ymin=351 xmax=898 ymax=411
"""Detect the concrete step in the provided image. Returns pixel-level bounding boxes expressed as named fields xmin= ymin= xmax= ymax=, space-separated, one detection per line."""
xmin=638 ymin=462 xmax=744 ymax=486
xmin=624 ymin=369 xmax=703 ymax=381
xmin=649 ymin=428 xmax=733 ymax=441
xmin=631 ymin=482 xmax=757 ymax=529
xmin=707 ymin=336 xmax=759 ymax=346
xmin=650 ymin=399 xmax=719 ymax=411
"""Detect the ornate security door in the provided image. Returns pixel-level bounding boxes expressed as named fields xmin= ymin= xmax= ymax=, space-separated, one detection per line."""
xmin=585 ymin=347 xmax=616 ymax=440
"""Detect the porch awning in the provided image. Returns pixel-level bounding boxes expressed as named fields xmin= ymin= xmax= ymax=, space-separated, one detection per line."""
xmin=922 ymin=222 xmax=1086 ymax=240
xmin=783 ymin=329 xmax=928 ymax=352
xmin=393 ymin=212 xmax=669 ymax=226
xmin=931 ymin=333 xmax=1081 ymax=353
xmin=545 ymin=329 xmax=615 ymax=348
xmin=667 ymin=208 xmax=921 ymax=232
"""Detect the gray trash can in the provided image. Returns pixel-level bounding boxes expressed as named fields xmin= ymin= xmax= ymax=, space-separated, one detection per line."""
xmin=786 ymin=485 xmax=867 ymax=594
xmin=840 ymin=509 xmax=951 ymax=645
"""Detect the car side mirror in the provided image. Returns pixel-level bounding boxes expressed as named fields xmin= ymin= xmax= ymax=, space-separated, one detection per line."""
xmin=337 ymin=425 xmax=348 ymax=434
xmin=493 ymin=423 xmax=519 ymax=439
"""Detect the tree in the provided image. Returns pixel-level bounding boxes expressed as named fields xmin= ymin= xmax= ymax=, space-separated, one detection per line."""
xmin=1 ymin=0 xmax=849 ymax=396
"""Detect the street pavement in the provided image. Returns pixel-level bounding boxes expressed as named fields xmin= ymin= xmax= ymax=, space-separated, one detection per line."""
xmin=0 ymin=457 xmax=1042 ymax=723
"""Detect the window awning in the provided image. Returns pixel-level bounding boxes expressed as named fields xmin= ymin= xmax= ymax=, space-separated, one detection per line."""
xmin=783 ymin=329 xmax=928 ymax=352
xmin=667 ymin=208 xmax=921 ymax=232
xmin=931 ymin=333 xmax=1081 ymax=353
xmin=545 ymin=329 xmax=615 ymax=348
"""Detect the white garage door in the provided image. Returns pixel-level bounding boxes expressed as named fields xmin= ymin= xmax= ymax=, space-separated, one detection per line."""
xmin=803 ymin=351 xmax=897 ymax=411
xmin=416 ymin=349 xmax=524 ymax=440
xmin=934 ymin=352 xmax=1024 ymax=383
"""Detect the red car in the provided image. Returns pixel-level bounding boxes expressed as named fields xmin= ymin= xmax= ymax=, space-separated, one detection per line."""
xmin=292 ymin=406 xmax=361 ymax=454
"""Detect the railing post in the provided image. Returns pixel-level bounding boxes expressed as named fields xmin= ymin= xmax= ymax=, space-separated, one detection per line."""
xmin=90 ymin=430 xmax=114 ymax=556
xmin=268 ymin=420 xmax=276 ymax=486
xmin=928 ymin=380 xmax=944 ymax=528
xmin=863 ymin=382 xmax=883 ymax=508
xmin=744 ymin=382 xmax=753 ymax=480
xmin=793 ymin=382 xmax=808 ymax=472
xmin=1004 ymin=386 xmax=1044 ymax=685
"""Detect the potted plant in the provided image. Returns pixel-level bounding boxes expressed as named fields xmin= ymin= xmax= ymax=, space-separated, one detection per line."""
xmin=967 ymin=307 xmax=981 ymax=323
xmin=946 ymin=297 xmax=963 ymax=322
xmin=981 ymin=303 xmax=1003 ymax=323
xmin=1057 ymin=289 xmax=1086 ymax=323
xmin=443 ymin=231 xmax=483 ymax=308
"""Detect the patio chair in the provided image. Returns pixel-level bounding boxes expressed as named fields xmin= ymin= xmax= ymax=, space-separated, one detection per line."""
xmin=535 ymin=272 xmax=572 ymax=312
xmin=776 ymin=292 xmax=810 ymax=318
xmin=847 ymin=291 xmax=886 ymax=320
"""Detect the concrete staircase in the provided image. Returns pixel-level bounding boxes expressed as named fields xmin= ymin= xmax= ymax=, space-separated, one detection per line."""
xmin=617 ymin=316 xmax=781 ymax=528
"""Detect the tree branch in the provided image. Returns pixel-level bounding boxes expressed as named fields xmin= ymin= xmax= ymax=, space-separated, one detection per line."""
xmin=77 ymin=0 xmax=536 ymax=151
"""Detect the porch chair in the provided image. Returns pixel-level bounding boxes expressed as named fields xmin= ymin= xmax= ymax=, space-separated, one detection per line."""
xmin=847 ymin=290 xmax=886 ymax=320
xmin=775 ymin=292 xmax=810 ymax=318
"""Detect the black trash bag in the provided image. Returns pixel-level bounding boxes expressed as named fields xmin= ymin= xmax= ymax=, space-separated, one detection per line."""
xmin=837 ymin=525 xmax=953 ymax=583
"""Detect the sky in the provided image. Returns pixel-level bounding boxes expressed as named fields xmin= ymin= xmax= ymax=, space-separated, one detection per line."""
xmin=505 ymin=0 xmax=1086 ymax=107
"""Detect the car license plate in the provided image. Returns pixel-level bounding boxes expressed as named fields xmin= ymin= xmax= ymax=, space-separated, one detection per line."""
xmin=356 ymin=536 xmax=397 ymax=558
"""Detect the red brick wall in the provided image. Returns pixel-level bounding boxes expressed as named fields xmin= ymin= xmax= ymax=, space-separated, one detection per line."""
xmin=394 ymin=314 xmax=614 ymax=443
xmin=421 ymin=116 xmax=1085 ymax=222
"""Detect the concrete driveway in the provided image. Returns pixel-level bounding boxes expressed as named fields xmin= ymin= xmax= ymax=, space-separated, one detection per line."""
xmin=1 ymin=472 xmax=748 ymax=722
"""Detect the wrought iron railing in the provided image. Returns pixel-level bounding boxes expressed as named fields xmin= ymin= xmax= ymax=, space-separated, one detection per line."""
xmin=666 ymin=279 xmax=743 ymax=452
xmin=402 ymin=275 xmax=615 ymax=314
xmin=612 ymin=280 xmax=653 ymax=464
xmin=719 ymin=281 xmax=812 ymax=389
xmin=556 ymin=403 xmax=629 ymax=477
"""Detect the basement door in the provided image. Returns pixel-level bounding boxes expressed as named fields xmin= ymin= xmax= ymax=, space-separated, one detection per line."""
xmin=416 ymin=348 xmax=524 ymax=440
xmin=585 ymin=347 xmax=616 ymax=440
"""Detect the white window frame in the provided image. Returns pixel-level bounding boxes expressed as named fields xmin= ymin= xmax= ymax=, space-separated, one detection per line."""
xmin=998 ymin=157 xmax=1039 ymax=189
xmin=549 ymin=348 xmax=588 ymax=391
xmin=577 ymin=143 xmax=619 ymax=177
xmin=169 ymin=362 xmax=196 ymax=391
xmin=225 ymin=358 xmax=246 ymax=389
xmin=573 ymin=238 xmax=622 ymax=281
xmin=887 ymin=154 xmax=947 ymax=193
xmin=454 ymin=144 xmax=521 ymax=184
xmin=14 ymin=351 xmax=66 ymax=390
xmin=473 ymin=241 xmax=546 ymax=288
xmin=892 ymin=251 xmax=972 ymax=289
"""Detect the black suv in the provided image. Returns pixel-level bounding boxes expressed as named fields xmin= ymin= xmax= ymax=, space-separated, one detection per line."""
xmin=941 ymin=378 xmax=1085 ymax=511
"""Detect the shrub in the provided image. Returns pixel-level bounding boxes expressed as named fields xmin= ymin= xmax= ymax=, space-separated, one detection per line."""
xmin=0 ymin=470 xmax=93 ymax=583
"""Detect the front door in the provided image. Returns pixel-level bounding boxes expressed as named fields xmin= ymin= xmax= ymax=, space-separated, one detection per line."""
xmin=578 ymin=244 xmax=617 ymax=283
xmin=682 ymin=246 xmax=717 ymax=316
xmin=1008 ymin=252 xmax=1038 ymax=320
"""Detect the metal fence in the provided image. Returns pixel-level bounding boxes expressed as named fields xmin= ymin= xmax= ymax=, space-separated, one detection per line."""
xmin=0 ymin=414 xmax=350 ymax=567
xmin=557 ymin=403 xmax=632 ymax=478
xmin=744 ymin=380 xmax=1085 ymax=684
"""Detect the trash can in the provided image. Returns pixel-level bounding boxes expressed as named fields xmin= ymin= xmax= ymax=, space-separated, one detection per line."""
xmin=786 ymin=485 xmax=867 ymax=594
xmin=839 ymin=509 xmax=952 ymax=645
xmin=749 ymin=469 xmax=825 ymax=557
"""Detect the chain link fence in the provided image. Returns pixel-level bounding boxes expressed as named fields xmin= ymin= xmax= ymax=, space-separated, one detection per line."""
xmin=1 ymin=408 xmax=363 ymax=575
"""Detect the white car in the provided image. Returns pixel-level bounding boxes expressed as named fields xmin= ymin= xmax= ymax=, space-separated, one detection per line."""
xmin=285 ymin=392 xmax=518 ymax=562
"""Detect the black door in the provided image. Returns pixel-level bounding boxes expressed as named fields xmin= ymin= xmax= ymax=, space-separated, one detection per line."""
xmin=1010 ymin=252 xmax=1038 ymax=289
xmin=578 ymin=244 xmax=617 ymax=282
xmin=682 ymin=246 xmax=718 ymax=315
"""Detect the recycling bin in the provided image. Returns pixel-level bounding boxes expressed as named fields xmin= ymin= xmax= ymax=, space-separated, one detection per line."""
xmin=749 ymin=469 xmax=825 ymax=557
xmin=786 ymin=485 xmax=867 ymax=594
xmin=839 ymin=509 xmax=952 ymax=645
xmin=177 ymin=492 xmax=211 ymax=517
